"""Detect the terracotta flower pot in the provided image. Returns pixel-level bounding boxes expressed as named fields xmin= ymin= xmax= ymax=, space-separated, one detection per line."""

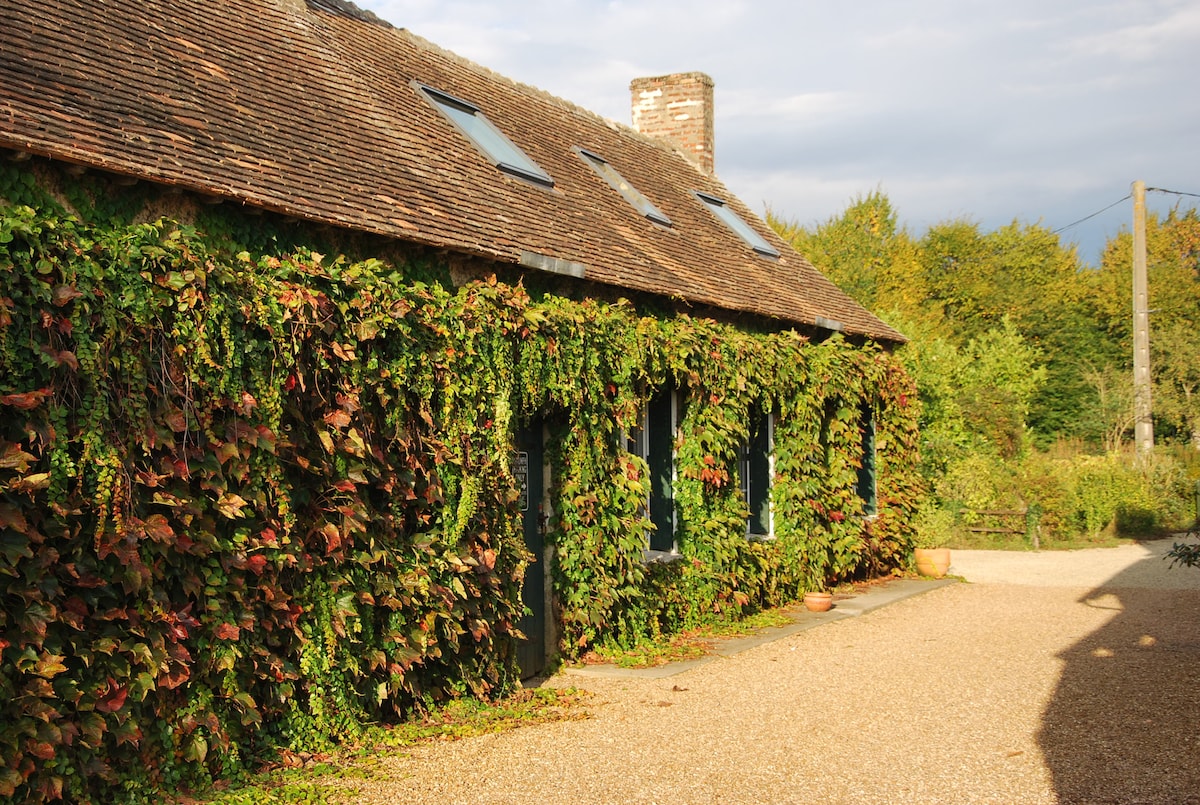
xmin=914 ymin=547 xmax=951 ymax=578
xmin=803 ymin=591 xmax=833 ymax=612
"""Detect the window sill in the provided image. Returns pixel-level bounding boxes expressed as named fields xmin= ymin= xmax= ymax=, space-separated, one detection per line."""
xmin=643 ymin=549 xmax=684 ymax=565
xmin=746 ymin=532 xmax=775 ymax=543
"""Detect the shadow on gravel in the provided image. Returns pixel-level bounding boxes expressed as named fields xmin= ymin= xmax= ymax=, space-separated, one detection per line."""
xmin=1038 ymin=549 xmax=1200 ymax=804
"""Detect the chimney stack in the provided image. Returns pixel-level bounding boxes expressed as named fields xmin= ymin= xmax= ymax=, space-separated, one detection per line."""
xmin=630 ymin=72 xmax=715 ymax=175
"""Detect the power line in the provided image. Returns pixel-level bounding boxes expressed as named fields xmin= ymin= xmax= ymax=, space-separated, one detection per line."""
xmin=1048 ymin=187 xmax=1200 ymax=239
xmin=1147 ymin=186 xmax=1200 ymax=200
xmin=1052 ymin=194 xmax=1131 ymax=235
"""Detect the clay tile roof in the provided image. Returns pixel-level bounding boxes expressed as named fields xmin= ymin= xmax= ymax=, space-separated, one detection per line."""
xmin=0 ymin=0 xmax=904 ymax=342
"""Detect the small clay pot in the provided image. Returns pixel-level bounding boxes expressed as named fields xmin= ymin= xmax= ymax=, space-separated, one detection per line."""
xmin=914 ymin=547 xmax=951 ymax=578
xmin=803 ymin=591 xmax=833 ymax=612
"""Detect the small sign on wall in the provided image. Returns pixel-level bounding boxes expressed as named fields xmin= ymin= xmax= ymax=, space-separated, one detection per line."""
xmin=514 ymin=451 xmax=529 ymax=512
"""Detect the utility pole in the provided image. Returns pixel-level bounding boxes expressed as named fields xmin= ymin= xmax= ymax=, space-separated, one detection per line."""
xmin=1132 ymin=180 xmax=1154 ymax=460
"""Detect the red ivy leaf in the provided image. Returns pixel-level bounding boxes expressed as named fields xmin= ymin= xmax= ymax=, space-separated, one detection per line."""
xmin=321 ymin=523 xmax=342 ymax=553
xmin=41 ymin=345 xmax=79 ymax=370
xmin=164 ymin=407 xmax=188 ymax=433
xmin=214 ymin=623 xmax=240 ymax=641
xmin=0 ymin=388 xmax=51 ymax=409
xmin=52 ymin=285 xmax=83 ymax=306
xmin=28 ymin=742 xmax=56 ymax=760
xmin=95 ymin=679 xmax=128 ymax=714
xmin=157 ymin=664 xmax=190 ymax=690
xmin=323 ymin=409 xmax=352 ymax=429
xmin=143 ymin=514 xmax=175 ymax=543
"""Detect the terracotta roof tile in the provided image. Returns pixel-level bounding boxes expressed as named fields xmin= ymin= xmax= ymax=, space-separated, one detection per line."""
xmin=0 ymin=0 xmax=904 ymax=342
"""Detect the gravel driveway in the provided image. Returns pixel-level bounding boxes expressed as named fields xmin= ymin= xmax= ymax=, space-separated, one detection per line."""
xmin=346 ymin=538 xmax=1200 ymax=804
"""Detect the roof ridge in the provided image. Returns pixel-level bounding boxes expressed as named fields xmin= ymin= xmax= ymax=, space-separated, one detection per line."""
xmin=304 ymin=0 xmax=390 ymax=27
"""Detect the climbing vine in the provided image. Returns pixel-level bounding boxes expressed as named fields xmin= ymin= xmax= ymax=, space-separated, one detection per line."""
xmin=0 ymin=164 xmax=920 ymax=803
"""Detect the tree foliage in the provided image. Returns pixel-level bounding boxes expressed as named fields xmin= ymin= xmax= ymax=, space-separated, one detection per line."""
xmin=772 ymin=191 xmax=1200 ymax=546
xmin=1090 ymin=206 xmax=1200 ymax=445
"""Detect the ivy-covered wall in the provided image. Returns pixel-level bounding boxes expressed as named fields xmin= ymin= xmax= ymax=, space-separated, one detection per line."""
xmin=0 ymin=164 xmax=920 ymax=803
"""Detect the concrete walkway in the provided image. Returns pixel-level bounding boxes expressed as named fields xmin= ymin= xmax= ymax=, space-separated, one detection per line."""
xmin=345 ymin=539 xmax=1200 ymax=804
xmin=564 ymin=577 xmax=956 ymax=680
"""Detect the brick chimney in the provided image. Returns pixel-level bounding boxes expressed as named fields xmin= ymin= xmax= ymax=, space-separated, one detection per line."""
xmin=630 ymin=72 xmax=715 ymax=175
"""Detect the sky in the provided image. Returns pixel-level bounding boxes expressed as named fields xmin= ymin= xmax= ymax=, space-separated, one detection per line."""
xmin=357 ymin=0 xmax=1200 ymax=267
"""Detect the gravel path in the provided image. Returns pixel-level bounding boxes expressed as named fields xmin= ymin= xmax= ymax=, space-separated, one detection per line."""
xmin=345 ymin=538 xmax=1200 ymax=804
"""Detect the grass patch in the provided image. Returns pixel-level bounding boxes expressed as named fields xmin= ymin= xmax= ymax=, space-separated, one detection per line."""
xmin=361 ymin=687 xmax=591 ymax=749
xmin=584 ymin=608 xmax=794 ymax=669
xmin=188 ymin=687 xmax=591 ymax=804
xmin=187 ymin=771 xmax=352 ymax=805
xmin=944 ymin=523 xmax=1174 ymax=552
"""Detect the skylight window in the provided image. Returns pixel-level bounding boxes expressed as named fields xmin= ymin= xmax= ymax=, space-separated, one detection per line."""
xmin=575 ymin=148 xmax=671 ymax=226
xmin=416 ymin=83 xmax=554 ymax=188
xmin=693 ymin=191 xmax=780 ymax=258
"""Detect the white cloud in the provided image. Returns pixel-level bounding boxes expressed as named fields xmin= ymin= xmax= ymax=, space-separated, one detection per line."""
xmin=1066 ymin=2 xmax=1200 ymax=61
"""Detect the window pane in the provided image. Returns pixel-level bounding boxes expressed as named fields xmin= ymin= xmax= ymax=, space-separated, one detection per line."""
xmin=857 ymin=403 xmax=877 ymax=515
xmin=647 ymin=388 xmax=675 ymax=551
xmin=745 ymin=409 xmax=772 ymax=535
xmin=421 ymin=85 xmax=553 ymax=186
xmin=695 ymin=192 xmax=780 ymax=257
xmin=578 ymin=149 xmax=671 ymax=226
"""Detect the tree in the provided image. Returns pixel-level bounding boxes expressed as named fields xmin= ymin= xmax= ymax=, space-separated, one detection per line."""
xmin=1081 ymin=362 xmax=1136 ymax=453
xmin=1153 ymin=321 xmax=1200 ymax=448
xmin=769 ymin=191 xmax=942 ymax=336
xmin=957 ymin=317 xmax=1048 ymax=459
xmin=775 ymin=193 xmax=1200 ymax=453
xmin=1085 ymin=205 xmax=1200 ymax=448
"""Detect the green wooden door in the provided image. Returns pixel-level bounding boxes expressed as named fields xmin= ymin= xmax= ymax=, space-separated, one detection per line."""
xmin=515 ymin=421 xmax=546 ymax=678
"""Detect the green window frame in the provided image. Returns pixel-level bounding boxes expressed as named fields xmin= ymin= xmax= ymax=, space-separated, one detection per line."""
xmin=856 ymin=402 xmax=877 ymax=516
xmin=624 ymin=386 xmax=678 ymax=553
xmin=741 ymin=407 xmax=773 ymax=537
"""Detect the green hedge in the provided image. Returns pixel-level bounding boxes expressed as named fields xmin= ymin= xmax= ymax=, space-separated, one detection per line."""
xmin=0 ymin=195 xmax=919 ymax=802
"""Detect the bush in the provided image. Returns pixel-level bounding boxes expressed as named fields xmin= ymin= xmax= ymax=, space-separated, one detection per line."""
xmin=924 ymin=447 xmax=1193 ymax=549
xmin=1066 ymin=452 xmax=1188 ymax=537
xmin=912 ymin=502 xmax=958 ymax=549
